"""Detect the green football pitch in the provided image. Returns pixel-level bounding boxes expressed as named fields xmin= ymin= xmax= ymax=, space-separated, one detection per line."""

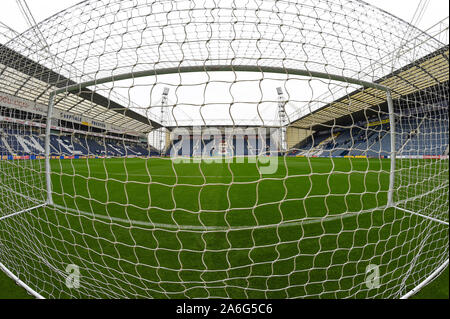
xmin=0 ymin=157 xmax=448 ymax=298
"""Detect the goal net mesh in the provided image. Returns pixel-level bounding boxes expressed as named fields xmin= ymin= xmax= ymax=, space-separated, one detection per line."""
xmin=0 ymin=0 xmax=448 ymax=299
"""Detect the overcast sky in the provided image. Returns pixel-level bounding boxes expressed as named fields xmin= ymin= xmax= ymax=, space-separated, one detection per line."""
xmin=0 ymin=0 xmax=448 ymax=35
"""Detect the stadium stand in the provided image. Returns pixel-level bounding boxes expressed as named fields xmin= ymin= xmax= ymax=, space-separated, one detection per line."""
xmin=289 ymin=107 xmax=448 ymax=158
xmin=2 ymin=109 xmax=447 ymax=160
xmin=0 ymin=125 xmax=155 ymax=158
xmin=1 ymin=99 xmax=448 ymax=160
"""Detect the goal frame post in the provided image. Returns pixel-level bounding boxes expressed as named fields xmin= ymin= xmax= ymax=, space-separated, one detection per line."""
xmin=45 ymin=91 xmax=56 ymax=206
xmin=0 ymin=261 xmax=45 ymax=299
xmin=386 ymin=90 xmax=396 ymax=208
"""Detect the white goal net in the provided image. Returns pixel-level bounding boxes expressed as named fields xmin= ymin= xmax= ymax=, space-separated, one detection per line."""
xmin=0 ymin=0 xmax=448 ymax=299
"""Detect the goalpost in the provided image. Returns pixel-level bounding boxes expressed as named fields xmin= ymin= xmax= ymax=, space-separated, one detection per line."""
xmin=0 ymin=0 xmax=448 ymax=299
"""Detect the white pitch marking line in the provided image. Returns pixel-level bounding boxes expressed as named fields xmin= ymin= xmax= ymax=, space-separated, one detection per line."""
xmin=51 ymin=203 xmax=384 ymax=231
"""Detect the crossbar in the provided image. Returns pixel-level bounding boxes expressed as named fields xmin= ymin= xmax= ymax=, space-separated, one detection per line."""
xmin=52 ymin=65 xmax=391 ymax=95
